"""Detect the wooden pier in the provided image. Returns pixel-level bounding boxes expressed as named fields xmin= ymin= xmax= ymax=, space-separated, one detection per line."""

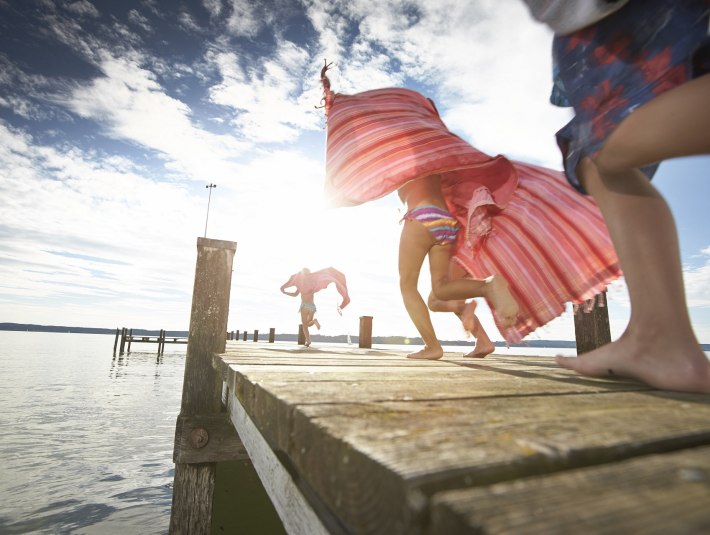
xmin=211 ymin=343 xmax=710 ymax=534
xmin=113 ymin=327 xmax=188 ymax=355
xmin=169 ymin=237 xmax=710 ymax=534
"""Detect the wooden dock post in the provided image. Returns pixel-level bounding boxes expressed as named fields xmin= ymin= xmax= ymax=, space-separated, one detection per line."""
xmin=268 ymin=328 xmax=275 ymax=343
xmin=242 ymin=330 xmax=247 ymax=341
xmin=235 ymin=330 xmax=239 ymax=340
xmin=252 ymin=330 xmax=259 ymax=342
xmin=359 ymin=316 xmax=373 ymax=349
xmin=169 ymin=237 xmax=237 ymax=534
xmin=297 ymin=324 xmax=305 ymax=345
xmin=113 ymin=327 xmax=120 ymax=355
xmin=573 ymin=291 xmax=611 ymax=354
xmin=127 ymin=328 xmax=133 ymax=353
xmin=119 ymin=327 xmax=127 ymax=355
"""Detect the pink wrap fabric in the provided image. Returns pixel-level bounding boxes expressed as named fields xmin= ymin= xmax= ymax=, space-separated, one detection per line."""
xmin=282 ymin=267 xmax=351 ymax=310
xmin=322 ymin=67 xmax=622 ymax=343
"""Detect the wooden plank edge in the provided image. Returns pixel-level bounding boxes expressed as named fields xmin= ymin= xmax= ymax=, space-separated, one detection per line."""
xmin=226 ymin=391 xmax=333 ymax=535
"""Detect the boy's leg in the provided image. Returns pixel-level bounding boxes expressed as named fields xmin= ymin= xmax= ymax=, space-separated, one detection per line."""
xmin=557 ymin=77 xmax=710 ymax=392
xmin=558 ymin=161 xmax=710 ymax=392
xmin=399 ymin=221 xmax=444 ymax=360
xmin=596 ymin=75 xmax=710 ymax=174
xmin=300 ymin=310 xmax=312 ymax=346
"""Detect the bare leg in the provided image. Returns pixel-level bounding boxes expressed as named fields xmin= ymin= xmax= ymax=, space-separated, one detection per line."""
xmin=557 ymin=75 xmax=710 ymax=393
xmin=399 ymin=220 xmax=444 ymax=360
xmin=428 ymin=243 xmax=519 ymax=327
xmin=427 ymin=294 xmax=495 ymax=358
xmin=300 ymin=309 xmax=313 ymax=347
xmin=463 ymin=305 xmax=496 ymax=358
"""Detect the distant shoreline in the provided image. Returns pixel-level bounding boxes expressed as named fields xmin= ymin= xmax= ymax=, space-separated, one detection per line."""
xmin=2 ymin=322 xmax=709 ymax=350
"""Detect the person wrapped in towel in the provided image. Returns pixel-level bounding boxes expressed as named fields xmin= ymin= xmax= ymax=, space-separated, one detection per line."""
xmin=280 ymin=266 xmax=350 ymax=347
xmin=320 ymin=61 xmax=622 ymax=359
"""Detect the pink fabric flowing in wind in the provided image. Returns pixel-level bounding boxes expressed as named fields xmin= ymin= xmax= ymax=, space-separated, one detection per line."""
xmin=321 ymin=66 xmax=621 ymax=343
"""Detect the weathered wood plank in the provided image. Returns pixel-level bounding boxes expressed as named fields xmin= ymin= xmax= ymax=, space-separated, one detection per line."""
xmin=431 ymin=445 xmax=710 ymax=534
xmin=173 ymin=413 xmax=249 ymax=463
xmin=226 ymin=389 xmax=333 ymax=535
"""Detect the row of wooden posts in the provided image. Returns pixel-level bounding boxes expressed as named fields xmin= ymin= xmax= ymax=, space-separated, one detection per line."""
xmin=115 ymin=316 xmax=376 ymax=357
xmin=228 ymin=316 xmax=374 ymax=348
xmin=113 ymin=327 xmax=188 ymax=356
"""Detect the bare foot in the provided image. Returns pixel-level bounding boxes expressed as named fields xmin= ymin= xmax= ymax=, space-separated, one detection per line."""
xmin=465 ymin=339 xmax=495 ymax=359
xmin=484 ymin=275 xmax=519 ymax=327
xmin=407 ymin=346 xmax=444 ymax=360
xmin=314 ymin=319 xmax=321 ymax=330
xmin=304 ymin=340 xmax=311 ymax=347
xmin=461 ymin=300 xmax=478 ymax=333
xmin=556 ymin=332 xmax=710 ymax=393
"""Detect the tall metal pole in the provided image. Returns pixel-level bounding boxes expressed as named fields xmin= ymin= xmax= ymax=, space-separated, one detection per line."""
xmin=204 ymin=183 xmax=216 ymax=237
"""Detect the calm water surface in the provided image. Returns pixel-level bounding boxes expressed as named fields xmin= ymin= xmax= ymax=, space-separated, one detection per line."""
xmin=0 ymin=331 xmax=185 ymax=534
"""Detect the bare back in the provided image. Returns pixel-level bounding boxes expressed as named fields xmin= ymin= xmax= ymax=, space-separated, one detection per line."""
xmin=398 ymin=175 xmax=447 ymax=210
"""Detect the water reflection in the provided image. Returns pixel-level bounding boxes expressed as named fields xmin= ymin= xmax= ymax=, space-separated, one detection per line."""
xmin=109 ymin=350 xmax=166 ymax=381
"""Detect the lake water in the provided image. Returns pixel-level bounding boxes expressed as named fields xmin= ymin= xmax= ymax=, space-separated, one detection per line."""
xmin=0 ymin=331 xmax=183 ymax=534
xmin=2 ymin=331 xmax=706 ymax=534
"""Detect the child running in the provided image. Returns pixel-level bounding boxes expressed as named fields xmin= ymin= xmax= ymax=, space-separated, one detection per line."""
xmin=280 ymin=267 xmax=350 ymax=347
xmin=522 ymin=0 xmax=710 ymax=392
xmin=320 ymin=62 xmax=622 ymax=359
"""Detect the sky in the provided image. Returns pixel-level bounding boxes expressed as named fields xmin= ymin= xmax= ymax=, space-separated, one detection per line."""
xmin=1 ymin=0 xmax=709 ymax=344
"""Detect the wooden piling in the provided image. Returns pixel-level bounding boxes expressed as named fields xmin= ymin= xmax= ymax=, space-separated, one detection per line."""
xmin=235 ymin=330 xmax=239 ymax=340
xmin=359 ymin=316 xmax=373 ymax=349
xmin=127 ymin=328 xmax=133 ymax=353
xmin=268 ymin=327 xmax=275 ymax=343
xmin=252 ymin=330 xmax=259 ymax=342
xmin=573 ymin=291 xmax=611 ymax=354
xmin=297 ymin=324 xmax=305 ymax=345
xmin=119 ymin=327 xmax=127 ymax=355
xmin=113 ymin=327 xmax=120 ymax=355
xmin=169 ymin=237 xmax=237 ymax=534
xmin=242 ymin=330 xmax=247 ymax=341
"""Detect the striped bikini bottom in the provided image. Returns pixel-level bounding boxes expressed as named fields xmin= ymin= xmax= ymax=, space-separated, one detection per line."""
xmin=402 ymin=205 xmax=459 ymax=245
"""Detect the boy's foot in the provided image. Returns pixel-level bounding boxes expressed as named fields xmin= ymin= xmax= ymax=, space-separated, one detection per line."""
xmin=485 ymin=275 xmax=519 ymax=327
xmin=314 ymin=319 xmax=321 ymax=330
xmin=556 ymin=332 xmax=710 ymax=393
xmin=407 ymin=346 xmax=444 ymax=360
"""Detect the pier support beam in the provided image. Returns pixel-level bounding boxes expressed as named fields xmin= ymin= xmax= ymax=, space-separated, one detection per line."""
xmin=169 ymin=237 xmax=237 ymax=535
xmin=573 ymin=292 xmax=611 ymax=354
xmin=268 ymin=327 xmax=275 ymax=343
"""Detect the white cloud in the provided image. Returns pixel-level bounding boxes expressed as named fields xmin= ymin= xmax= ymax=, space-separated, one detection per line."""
xmin=64 ymin=0 xmax=100 ymax=18
xmin=202 ymin=0 xmax=223 ymax=17
xmin=67 ymin=55 xmax=251 ymax=180
xmin=225 ymin=0 xmax=265 ymax=38
xmin=207 ymin=42 xmax=323 ymax=143
xmin=128 ymin=9 xmax=153 ymax=33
